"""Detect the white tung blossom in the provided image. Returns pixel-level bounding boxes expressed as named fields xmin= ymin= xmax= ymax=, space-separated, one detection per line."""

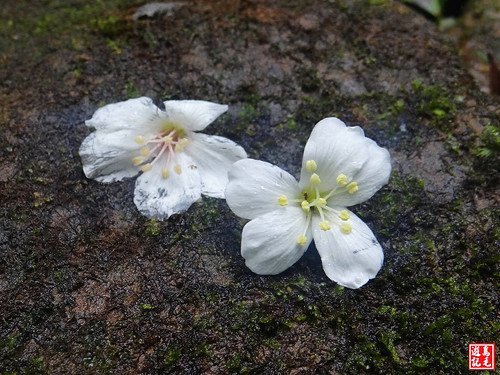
xmin=79 ymin=97 xmax=247 ymax=219
xmin=225 ymin=118 xmax=391 ymax=289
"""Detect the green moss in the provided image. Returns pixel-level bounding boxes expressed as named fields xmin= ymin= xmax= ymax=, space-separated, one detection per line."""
xmin=474 ymin=123 xmax=500 ymax=159
xmin=163 ymin=347 xmax=181 ymax=368
xmin=1 ymin=0 xmax=137 ymax=54
xmin=379 ymin=332 xmax=401 ymax=364
xmin=225 ymin=353 xmax=249 ymax=373
xmin=33 ymin=192 xmax=53 ymax=208
xmin=93 ymin=15 xmax=125 ymax=38
xmin=286 ymin=115 xmax=299 ymax=131
xmin=124 ymin=81 xmax=140 ymax=99
xmin=140 ymin=303 xmax=154 ymax=311
xmin=239 ymin=103 xmax=258 ymax=123
xmin=412 ymin=82 xmax=456 ymax=130
xmin=144 ymin=219 xmax=161 ymax=236
xmin=192 ymin=342 xmax=213 ymax=358
xmin=376 ymin=98 xmax=405 ymax=121
xmin=370 ymin=171 xmax=424 ymax=233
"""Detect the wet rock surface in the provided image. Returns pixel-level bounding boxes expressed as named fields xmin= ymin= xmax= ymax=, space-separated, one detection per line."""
xmin=0 ymin=0 xmax=498 ymax=374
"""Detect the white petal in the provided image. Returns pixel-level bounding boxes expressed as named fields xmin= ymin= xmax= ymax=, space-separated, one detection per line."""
xmin=163 ymin=100 xmax=228 ymax=132
xmin=79 ymin=130 xmax=141 ymax=182
xmin=241 ymin=207 xmax=312 ymax=275
xmin=225 ymin=159 xmax=300 ymax=220
xmin=184 ymin=133 xmax=247 ymax=198
xmin=330 ymin=139 xmax=391 ymax=207
xmin=312 ymin=210 xmax=384 ymax=289
xmin=298 ymin=118 xmax=371 ymax=191
xmin=86 ymin=97 xmax=165 ymax=133
xmin=133 ymin=153 xmax=201 ymax=219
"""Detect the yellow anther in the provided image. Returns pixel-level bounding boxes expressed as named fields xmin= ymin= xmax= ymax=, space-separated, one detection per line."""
xmin=310 ymin=173 xmax=321 ymax=185
xmin=141 ymin=163 xmax=152 ymax=172
xmin=162 ymin=135 xmax=173 ymax=143
xmin=161 ymin=168 xmax=169 ymax=179
xmin=296 ymin=234 xmax=307 ymax=246
xmin=336 ymin=173 xmax=348 ymax=186
xmin=305 ymin=160 xmax=317 ymax=173
xmin=301 ymin=200 xmax=310 ymax=212
xmin=319 ymin=220 xmax=331 ymax=231
xmin=134 ymin=135 xmax=145 ymax=145
xmin=174 ymin=138 xmax=189 ymax=153
xmin=132 ymin=156 xmax=143 ymax=166
xmin=340 ymin=222 xmax=352 ymax=234
xmin=316 ymin=197 xmax=327 ymax=207
xmin=339 ymin=209 xmax=350 ymax=221
xmin=174 ymin=164 xmax=182 ymax=174
xmin=347 ymin=181 xmax=358 ymax=194
xmin=278 ymin=195 xmax=288 ymax=206
xmin=140 ymin=147 xmax=150 ymax=157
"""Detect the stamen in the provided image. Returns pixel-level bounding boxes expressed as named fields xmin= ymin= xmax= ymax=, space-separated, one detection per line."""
xmin=305 ymin=160 xmax=317 ymax=173
xmin=296 ymin=234 xmax=307 ymax=246
xmin=174 ymin=164 xmax=182 ymax=174
xmin=297 ymin=211 xmax=312 ymax=245
xmin=310 ymin=173 xmax=321 ymax=185
xmin=336 ymin=173 xmax=348 ymax=187
xmin=161 ymin=168 xmax=169 ymax=179
xmin=316 ymin=197 xmax=327 ymax=208
xmin=346 ymin=181 xmax=358 ymax=194
xmin=301 ymin=200 xmax=310 ymax=213
xmin=314 ymin=187 xmax=321 ymax=200
xmin=162 ymin=135 xmax=173 ymax=143
xmin=134 ymin=135 xmax=145 ymax=145
xmin=339 ymin=209 xmax=350 ymax=221
xmin=140 ymin=147 xmax=150 ymax=157
xmin=132 ymin=156 xmax=143 ymax=166
xmin=340 ymin=222 xmax=352 ymax=234
xmin=278 ymin=195 xmax=288 ymax=206
xmin=141 ymin=163 xmax=152 ymax=172
xmin=319 ymin=220 xmax=331 ymax=231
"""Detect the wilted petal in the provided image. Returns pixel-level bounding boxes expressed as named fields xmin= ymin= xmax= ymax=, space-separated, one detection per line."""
xmin=79 ymin=130 xmax=141 ymax=182
xmin=133 ymin=153 xmax=201 ymax=219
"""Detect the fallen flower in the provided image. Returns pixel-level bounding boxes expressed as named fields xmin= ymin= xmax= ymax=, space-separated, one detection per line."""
xmin=225 ymin=118 xmax=391 ymax=288
xmin=80 ymin=97 xmax=247 ymax=219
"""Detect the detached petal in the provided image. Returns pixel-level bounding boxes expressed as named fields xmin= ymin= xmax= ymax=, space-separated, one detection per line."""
xmin=86 ymin=97 xmax=165 ymax=133
xmin=184 ymin=133 xmax=247 ymax=199
xmin=312 ymin=210 xmax=383 ymax=289
xmin=79 ymin=130 xmax=141 ymax=182
xmin=225 ymin=159 xmax=300 ymax=220
xmin=330 ymin=139 xmax=391 ymax=207
xmin=242 ymin=207 xmax=312 ymax=275
xmin=163 ymin=100 xmax=228 ymax=132
xmin=133 ymin=153 xmax=201 ymax=219
xmin=298 ymin=118 xmax=371 ymax=191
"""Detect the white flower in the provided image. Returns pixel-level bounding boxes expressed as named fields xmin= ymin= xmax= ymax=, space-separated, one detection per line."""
xmin=225 ymin=118 xmax=391 ymax=288
xmin=79 ymin=97 xmax=247 ymax=219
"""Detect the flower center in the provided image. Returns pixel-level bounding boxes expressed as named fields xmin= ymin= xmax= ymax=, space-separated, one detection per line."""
xmin=276 ymin=159 xmax=361 ymax=246
xmin=131 ymin=123 xmax=189 ymax=178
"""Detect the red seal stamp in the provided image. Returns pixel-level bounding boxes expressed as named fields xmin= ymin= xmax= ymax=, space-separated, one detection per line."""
xmin=469 ymin=343 xmax=496 ymax=371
